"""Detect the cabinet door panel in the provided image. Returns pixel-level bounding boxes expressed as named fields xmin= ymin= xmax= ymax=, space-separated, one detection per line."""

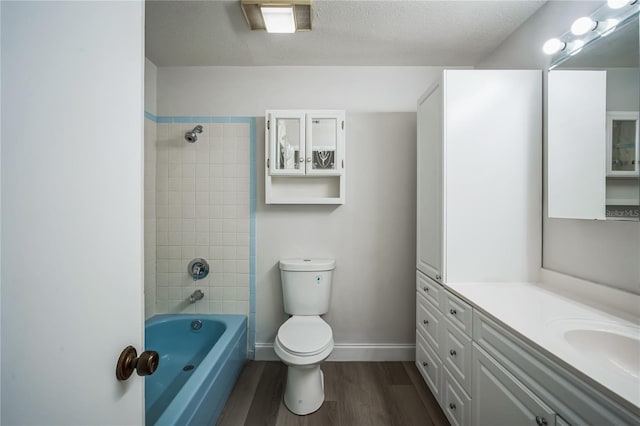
xmin=417 ymin=291 xmax=443 ymax=353
xmin=416 ymin=331 xmax=442 ymax=402
xmin=472 ymin=344 xmax=555 ymax=426
xmin=442 ymin=367 xmax=471 ymax=426
xmin=417 ymin=82 xmax=443 ymax=281
xmin=268 ymin=111 xmax=306 ymax=176
xmin=305 ymin=111 xmax=344 ymax=176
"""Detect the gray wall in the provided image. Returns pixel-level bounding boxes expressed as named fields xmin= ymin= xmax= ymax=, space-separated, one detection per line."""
xmin=256 ymin=113 xmax=417 ymax=346
xmin=478 ymin=0 xmax=640 ymax=294
xmin=157 ymin=67 xmax=432 ymax=352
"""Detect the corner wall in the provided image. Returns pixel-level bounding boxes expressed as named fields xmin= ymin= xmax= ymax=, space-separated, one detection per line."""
xmin=477 ymin=0 xmax=640 ymax=294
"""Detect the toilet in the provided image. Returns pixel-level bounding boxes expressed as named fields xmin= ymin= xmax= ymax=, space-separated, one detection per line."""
xmin=274 ymin=258 xmax=335 ymax=415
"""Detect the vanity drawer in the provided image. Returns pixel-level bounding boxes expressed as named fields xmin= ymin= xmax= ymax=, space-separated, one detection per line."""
xmin=416 ymin=331 xmax=442 ymax=402
xmin=442 ymin=290 xmax=473 ymax=337
xmin=416 ymin=270 xmax=442 ymax=310
xmin=442 ymin=366 xmax=471 ymax=426
xmin=442 ymin=317 xmax=473 ymax=396
xmin=417 ymin=291 xmax=443 ymax=353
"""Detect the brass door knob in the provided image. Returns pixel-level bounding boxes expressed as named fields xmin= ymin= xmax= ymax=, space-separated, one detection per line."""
xmin=116 ymin=345 xmax=160 ymax=381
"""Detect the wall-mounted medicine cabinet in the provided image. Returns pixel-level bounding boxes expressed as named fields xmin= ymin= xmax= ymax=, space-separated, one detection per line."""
xmin=265 ymin=110 xmax=345 ymax=204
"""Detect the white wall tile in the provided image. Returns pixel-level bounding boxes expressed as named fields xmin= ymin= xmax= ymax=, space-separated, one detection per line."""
xmin=153 ymin=121 xmax=251 ymax=315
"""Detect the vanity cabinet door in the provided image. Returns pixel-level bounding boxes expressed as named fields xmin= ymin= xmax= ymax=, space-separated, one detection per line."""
xmin=472 ymin=343 xmax=556 ymax=426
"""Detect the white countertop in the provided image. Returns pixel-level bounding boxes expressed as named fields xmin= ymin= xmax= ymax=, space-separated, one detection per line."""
xmin=445 ymin=278 xmax=640 ymax=412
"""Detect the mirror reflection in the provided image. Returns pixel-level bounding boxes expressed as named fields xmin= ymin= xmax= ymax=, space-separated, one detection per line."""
xmin=548 ymin=15 xmax=639 ymax=221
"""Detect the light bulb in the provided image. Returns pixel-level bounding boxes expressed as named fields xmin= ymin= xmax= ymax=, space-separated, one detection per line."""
xmin=607 ymin=0 xmax=630 ymax=9
xmin=542 ymin=38 xmax=566 ymax=55
xmin=569 ymin=40 xmax=585 ymax=56
xmin=601 ymin=18 xmax=619 ymax=36
xmin=571 ymin=17 xmax=597 ymax=35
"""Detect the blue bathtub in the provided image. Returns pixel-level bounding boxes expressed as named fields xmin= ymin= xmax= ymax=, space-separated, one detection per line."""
xmin=145 ymin=314 xmax=247 ymax=426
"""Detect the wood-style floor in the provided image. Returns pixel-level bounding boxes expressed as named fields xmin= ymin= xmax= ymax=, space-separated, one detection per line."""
xmin=217 ymin=361 xmax=449 ymax=426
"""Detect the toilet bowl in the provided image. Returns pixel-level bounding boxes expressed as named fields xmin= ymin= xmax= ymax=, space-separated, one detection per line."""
xmin=275 ymin=258 xmax=335 ymax=415
xmin=274 ymin=316 xmax=334 ymax=415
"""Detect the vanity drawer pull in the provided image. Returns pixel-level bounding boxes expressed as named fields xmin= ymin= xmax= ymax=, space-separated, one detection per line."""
xmin=449 ymin=403 xmax=456 ymax=411
xmin=423 ymin=286 xmax=429 ymax=292
xmin=422 ymin=361 xmax=428 ymax=367
xmin=450 ymin=349 xmax=457 ymax=357
xmin=450 ymin=309 xmax=457 ymax=315
xmin=535 ymin=416 xmax=548 ymax=426
xmin=423 ymin=319 xmax=429 ymax=325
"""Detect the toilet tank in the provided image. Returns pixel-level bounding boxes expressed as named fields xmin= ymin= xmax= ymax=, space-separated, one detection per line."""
xmin=279 ymin=259 xmax=335 ymax=315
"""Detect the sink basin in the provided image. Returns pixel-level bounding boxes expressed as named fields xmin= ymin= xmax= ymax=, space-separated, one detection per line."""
xmin=547 ymin=319 xmax=640 ymax=379
xmin=564 ymin=328 xmax=640 ymax=378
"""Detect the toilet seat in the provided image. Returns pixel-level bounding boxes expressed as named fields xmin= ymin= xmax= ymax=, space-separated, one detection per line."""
xmin=276 ymin=316 xmax=333 ymax=357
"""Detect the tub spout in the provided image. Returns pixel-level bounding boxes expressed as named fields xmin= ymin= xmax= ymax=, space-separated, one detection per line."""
xmin=189 ymin=289 xmax=204 ymax=303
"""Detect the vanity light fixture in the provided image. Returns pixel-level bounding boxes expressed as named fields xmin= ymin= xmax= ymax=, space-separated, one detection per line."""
xmin=571 ymin=17 xmax=598 ymax=35
xmin=608 ymin=0 xmax=632 ymax=9
xmin=240 ymin=0 xmax=312 ymax=33
xmin=543 ymin=0 xmax=639 ymax=67
xmin=542 ymin=38 xmax=566 ymax=55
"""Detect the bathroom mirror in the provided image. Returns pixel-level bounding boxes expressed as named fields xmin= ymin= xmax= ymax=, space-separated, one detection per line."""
xmin=548 ymin=15 xmax=639 ymax=221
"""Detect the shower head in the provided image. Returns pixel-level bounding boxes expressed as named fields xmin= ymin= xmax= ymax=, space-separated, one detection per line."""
xmin=185 ymin=125 xmax=203 ymax=143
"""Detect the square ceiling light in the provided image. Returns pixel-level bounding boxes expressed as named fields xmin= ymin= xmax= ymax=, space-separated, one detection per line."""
xmin=240 ymin=0 xmax=312 ymax=33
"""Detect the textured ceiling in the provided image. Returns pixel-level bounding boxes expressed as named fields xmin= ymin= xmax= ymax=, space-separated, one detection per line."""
xmin=145 ymin=0 xmax=547 ymax=66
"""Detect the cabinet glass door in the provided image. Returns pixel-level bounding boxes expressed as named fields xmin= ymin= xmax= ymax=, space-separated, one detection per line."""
xmin=607 ymin=112 xmax=639 ymax=177
xmin=269 ymin=112 xmax=305 ymax=175
xmin=306 ymin=113 xmax=343 ymax=175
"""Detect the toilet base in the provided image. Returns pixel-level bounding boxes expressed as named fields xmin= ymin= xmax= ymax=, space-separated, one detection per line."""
xmin=283 ymin=364 xmax=325 ymax=415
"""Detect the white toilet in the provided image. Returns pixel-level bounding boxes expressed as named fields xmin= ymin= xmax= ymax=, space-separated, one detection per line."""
xmin=274 ymin=258 xmax=335 ymax=415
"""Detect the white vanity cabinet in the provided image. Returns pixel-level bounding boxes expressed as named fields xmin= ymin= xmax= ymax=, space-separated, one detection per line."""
xmin=416 ymin=70 xmax=541 ymax=284
xmin=265 ymin=110 xmax=345 ymax=204
xmin=473 ymin=310 xmax=639 ymax=426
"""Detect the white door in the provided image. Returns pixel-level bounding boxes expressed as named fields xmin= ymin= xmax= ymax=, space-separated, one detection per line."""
xmin=1 ymin=2 xmax=145 ymax=424
xmin=417 ymin=80 xmax=443 ymax=282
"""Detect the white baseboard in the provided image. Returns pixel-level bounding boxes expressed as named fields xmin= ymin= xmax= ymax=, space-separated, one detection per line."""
xmin=254 ymin=343 xmax=415 ymax=362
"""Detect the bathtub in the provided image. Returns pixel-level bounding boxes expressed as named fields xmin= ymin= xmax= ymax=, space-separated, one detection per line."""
xmin=145 ymin=314 xmax=247 ymax=426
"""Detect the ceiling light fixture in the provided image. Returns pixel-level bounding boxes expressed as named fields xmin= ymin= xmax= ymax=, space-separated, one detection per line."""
xmin=241 ymin=0 xmax=312 ymax=32
xmin=542 ymin=38 xmax=566 ymax=55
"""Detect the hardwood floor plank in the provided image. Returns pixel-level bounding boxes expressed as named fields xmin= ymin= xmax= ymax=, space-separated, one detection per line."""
xmin=402 ymin=361 xmax=449 ymax=426
xmin=220 ymin=361 xmax=449 ymax=426
xmin=218 ymin=361 xmax=266 ymax=426
xmin=389 ymin=384 xmax=434 ymax=426
xmin=245 ymin=362 xmax=287 ymax=426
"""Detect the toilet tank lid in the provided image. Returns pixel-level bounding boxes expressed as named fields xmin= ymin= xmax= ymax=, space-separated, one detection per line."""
xmin=279 ymin=258 xmax=335 ymax=271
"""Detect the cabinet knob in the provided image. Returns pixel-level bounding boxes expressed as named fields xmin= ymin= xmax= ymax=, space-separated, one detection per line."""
xmin=422 ymin=361 xmax=428 ymax=367
xmin=449 ymin=403 xmax=456 ymax=411
xmin=436 ymin=274 xmax=442 ymax=280
xmin=299 ymin=158 xmax=304 ymax=163
xmin=423 ymin=319 xmax=429 ymax=325
xmin=535 ymin=416 xmax=548 ymax=426
xmin=449 ymin=349 xmax=457 ymax=357
xmin=450 ymin=309 xmax=457 ymax=316
xmin=306 ymin=157 xmax=311 ymax=162
xmin=423 ymin=286 xmax=429 ymax=292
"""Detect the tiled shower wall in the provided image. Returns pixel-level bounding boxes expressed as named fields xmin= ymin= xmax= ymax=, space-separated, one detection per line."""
xmin=154 ymin=119 xmax=252 ymax=318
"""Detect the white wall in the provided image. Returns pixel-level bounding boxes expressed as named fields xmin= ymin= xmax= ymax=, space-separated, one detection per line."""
xmin=157 ymin=66 xmax=446 ymax=116
xmin=478 ymin=0 xmax=640 ymax=294
xmin=158 ymin=66 xmax=432 ymax=358
xmin=607 ymin=68 xmax=639 ymax=111
xmin=1 ymin=1 xmax=144 ymax=424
